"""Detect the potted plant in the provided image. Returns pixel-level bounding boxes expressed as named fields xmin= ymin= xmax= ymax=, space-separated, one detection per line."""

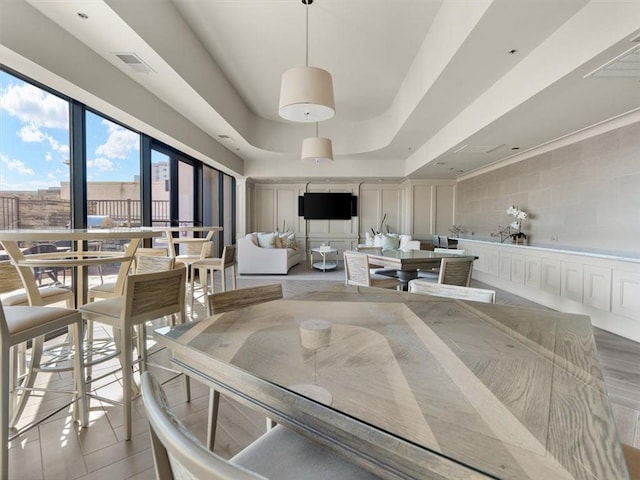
xmin=507 ymin=205 xmax=528 ymax=244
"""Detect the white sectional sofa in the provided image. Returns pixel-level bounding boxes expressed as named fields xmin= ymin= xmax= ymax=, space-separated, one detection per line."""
xmin=237 ymin=233 xmax=303 ymax=275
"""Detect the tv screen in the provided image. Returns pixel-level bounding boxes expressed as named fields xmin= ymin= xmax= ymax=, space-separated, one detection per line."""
xmin=301 ymin=193 xmax=355 ymax=220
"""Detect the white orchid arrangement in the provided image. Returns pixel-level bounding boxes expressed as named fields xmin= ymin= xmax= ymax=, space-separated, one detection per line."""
xmin=507 ymin=205 xmax=528 ymax=240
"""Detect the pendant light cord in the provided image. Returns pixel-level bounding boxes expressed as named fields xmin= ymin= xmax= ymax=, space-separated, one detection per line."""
xmin=305 ymin=1 xmax=309 ymax=67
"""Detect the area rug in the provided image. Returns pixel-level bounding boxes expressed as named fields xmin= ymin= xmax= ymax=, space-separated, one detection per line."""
xmin=237 ymin=260 xmax=344 ymax=282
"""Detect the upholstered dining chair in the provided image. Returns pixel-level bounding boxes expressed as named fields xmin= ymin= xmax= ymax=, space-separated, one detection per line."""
xmin=204 ymin=284 xmax=283 ymax=450
xmin=190 ymin=244 xmax=237 ymax=312
xmin=408 ymin=280 xmax=496 ymax=303
xmin=438 ymin=257 xmax=474 ymax=287
xmin=141 ymin=372 xmax=381 ymax=480
xmin=79 ymin=265 xmax=187 ymax=440
xmin=343 ymin=251 xmax=399 ymax=289
xmin=1 ymin=300 xmax=88 ymax=479
xmin=0 ymin=260 xmax=75 ymax=420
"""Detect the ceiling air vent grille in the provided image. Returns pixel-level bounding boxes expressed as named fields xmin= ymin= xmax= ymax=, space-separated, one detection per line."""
xmin=114 ymin=53 xmax=154 ymax=73
xmin=454 ymin=144 xmax=505 ymax=154
xmin=585 ymin=44 xmax=640 ymax=79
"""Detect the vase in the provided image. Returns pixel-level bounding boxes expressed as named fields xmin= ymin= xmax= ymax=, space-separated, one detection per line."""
xmin=514 ymin=237 xmax=527 ymax=245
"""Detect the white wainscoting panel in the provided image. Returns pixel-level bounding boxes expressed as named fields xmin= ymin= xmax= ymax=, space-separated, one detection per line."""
xmin=541 ymin=258 xmax=561 ymax=296
xmin=612 ymin=269 xmax=640 ymax=321
xmin=525 ymin=256 xmax=541 ymax=289
xmin=511 ymin=253 xmax=525 ymax=285
xmin=458 ymin=239 xmax=640 ymax=341
xmin=583 ymin=265 xmax=612 ymax=312
xmin=561 ymin=261 xmax=584 ymax=303
xmin=499 ymin=253 xmax=512 ymax=281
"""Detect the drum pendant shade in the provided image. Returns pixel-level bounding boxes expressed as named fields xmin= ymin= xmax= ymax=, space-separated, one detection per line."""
xmin=301 ymin=136 xmax=333 ymax=164
xmin=279 ymin=66 xmax=335 ymax=122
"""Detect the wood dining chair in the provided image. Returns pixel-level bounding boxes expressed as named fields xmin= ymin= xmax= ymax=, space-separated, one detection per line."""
xmin=79 ymin=265 xmax=187 ymax=440
xmin=1 ymin=300 xmax=88 ymax=479
xmin=408 ymin=280 xmax=496 ymax=303
xmin=190 ymin=244 xmax=237 ymax=312
xmin=204 ymin=284 xmax=283 ymax=450
xmin=140 ymin=372 xmax=381 ymax=480
xmin=343 ymin=251 xmax=399 ymax=289
xmin=438 ymin=256 xmax=474 ymax=287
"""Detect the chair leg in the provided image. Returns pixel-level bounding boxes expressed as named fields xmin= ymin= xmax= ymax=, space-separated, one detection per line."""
xmin=10 ymin=336 xmax=44 ymax=427
xmin=206 ymin=389 xmax=220 ymax=450
xmin=232 ymin=266 xmax=237 ymax=290
xmin=71 ymin=322 xmax=88 ymax=427
xmin=220 ymin=267 xmax=226 ymax=292
xmin=1 ymin=337 xmax=9 ymax=480
xmin=86 ymin=319 xmax=95 ymax=382
xmin=120 ymin=326 xmax=133 ymax=441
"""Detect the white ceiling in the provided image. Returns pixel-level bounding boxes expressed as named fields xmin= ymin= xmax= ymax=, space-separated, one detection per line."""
xmin=4 ymin=0 xmax=640 ymax=180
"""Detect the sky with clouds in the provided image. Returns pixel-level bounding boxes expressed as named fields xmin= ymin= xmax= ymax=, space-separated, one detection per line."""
xmin=0 ymin=70 xmax=140 ymax=191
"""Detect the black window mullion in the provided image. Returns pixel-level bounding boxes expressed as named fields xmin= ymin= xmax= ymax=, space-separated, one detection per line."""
xmin=70 ymin=101 xmax=87 ymax=228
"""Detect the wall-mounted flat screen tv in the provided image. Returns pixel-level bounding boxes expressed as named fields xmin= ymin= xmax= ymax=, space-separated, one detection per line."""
xmin=298 ymin=193 xmax=356 ymax=220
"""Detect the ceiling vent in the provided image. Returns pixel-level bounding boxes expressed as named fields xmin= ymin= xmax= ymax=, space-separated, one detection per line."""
xmin=454 ymin=144 xmax=505 ymax=154
xmin=114 ymin=53 xmax=154 ymax=73
xmin=585 ymin=44 xmax=640 ymax=78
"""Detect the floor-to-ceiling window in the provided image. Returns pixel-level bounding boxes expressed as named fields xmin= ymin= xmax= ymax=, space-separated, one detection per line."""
xmin=0 ymin=69 xmax=71 ymax=229
xmin=85 ymin=110 xmax=141 ymax=226
xmin=1 ymin=67 xmax=236 ymax=246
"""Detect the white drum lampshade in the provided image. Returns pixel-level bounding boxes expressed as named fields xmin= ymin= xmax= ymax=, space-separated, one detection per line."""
xmin=279 ymin=66 xmax=335 ymax=122
xmin=301 ymin=136 xmax=333 ymax=164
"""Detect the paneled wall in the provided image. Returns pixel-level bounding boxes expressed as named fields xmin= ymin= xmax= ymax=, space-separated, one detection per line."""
xmin=455 ymin=120 xmax=640 ymax=256
xmin=239 ymin=180 xmax=456 ymax=255
xmin=459 ymin=239 xmax=640 ymax=342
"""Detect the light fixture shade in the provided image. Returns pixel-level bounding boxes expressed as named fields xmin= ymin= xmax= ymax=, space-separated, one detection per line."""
xmin=279 ymin=66 xmax=335 ymax=122
xmin=301 ymin=136 xmax=333 ymax=164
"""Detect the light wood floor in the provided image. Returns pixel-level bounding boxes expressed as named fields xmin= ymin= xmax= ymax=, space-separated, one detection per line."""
xmin=7 ymin=264 xmax=640 ymax=479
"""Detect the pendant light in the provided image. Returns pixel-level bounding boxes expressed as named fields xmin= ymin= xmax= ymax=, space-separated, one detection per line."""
xmin=279 ymin=0 xmax=335 ymax=122
xmin=301 ymin=122 xmax=333 ymax=164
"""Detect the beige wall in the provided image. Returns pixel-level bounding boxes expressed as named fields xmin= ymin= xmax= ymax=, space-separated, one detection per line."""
xmin=456 ymin=121 xmax=640 ymax=255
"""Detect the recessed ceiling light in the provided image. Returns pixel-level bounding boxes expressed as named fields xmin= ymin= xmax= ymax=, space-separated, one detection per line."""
xmin=508 ymin=49 xmax=517 ymax=55
xmin=77 ymin=12 xmax=89 ymax=19
xmin=457 ymin=170 xmax=464 ymax=173
xmin=511 ymin=147 xmax=520 ymax=150
xmin=218 ymin=134 xmax=230 ymax=139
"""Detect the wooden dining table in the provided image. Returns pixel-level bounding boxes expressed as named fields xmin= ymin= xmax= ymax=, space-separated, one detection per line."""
xmin=0 ymin=228 xmax=163 ymax=307
xmin=367 ymin=249 xmax=477 ymax=271
xmin=154 ymin=284 xmax=629 ymax=480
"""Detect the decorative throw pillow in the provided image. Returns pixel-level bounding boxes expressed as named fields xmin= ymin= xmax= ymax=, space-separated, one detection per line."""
xmin=257 ymin=232 xmax=276 ymax=248
xmin=274 ymin=236 xmax=284 ymax=248
xmin=380 ymin=233 xmax=399 ymax=250
xmin=365 ymin=231 xmax=374 ymax=246
xmin=399 ymin=235 xmax=412 ymax=250
xmin=281 ymin=232 xmax=297 ymax=249
xmin=245 ymin=233 xmax=259 ymax=246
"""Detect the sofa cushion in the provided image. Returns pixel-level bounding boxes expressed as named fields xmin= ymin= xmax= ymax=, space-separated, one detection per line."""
xmin=245 ymin=233 xmax=259 ymax=246
xmin=379 ymin=233 xmax=399 ymax=250
xmin=257 ymin=232 xmax=276 ymax=248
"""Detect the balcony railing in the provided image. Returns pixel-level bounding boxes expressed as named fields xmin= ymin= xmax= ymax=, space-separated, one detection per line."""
xmin=0 ymin=196 xmax=169 ymax=229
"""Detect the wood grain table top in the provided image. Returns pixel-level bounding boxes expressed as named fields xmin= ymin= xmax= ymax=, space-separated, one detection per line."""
xmin=154 ymin=284 xmax=628 ymax=480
